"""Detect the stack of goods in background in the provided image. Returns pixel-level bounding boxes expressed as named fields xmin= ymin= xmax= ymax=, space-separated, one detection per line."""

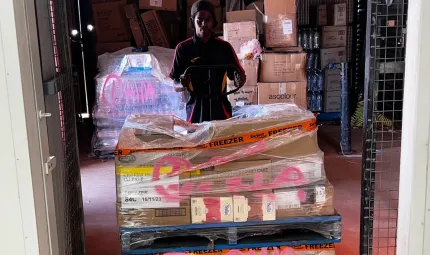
xmin=91 ymin=0 xmax=185 ymax=56
xmin=223 ymin=0 xmax=308 ymax=109
xmin=309 ymin=3 xmax=348 ymax=113
xmin=91 ymin=47 xmax=186 ymax=159
xmin=115 ymin=104 xmax=341 ymax=254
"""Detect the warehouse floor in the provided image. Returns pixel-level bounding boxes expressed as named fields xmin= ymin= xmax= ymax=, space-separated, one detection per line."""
xmin=80 ymin=125 xmax=400 ymax=255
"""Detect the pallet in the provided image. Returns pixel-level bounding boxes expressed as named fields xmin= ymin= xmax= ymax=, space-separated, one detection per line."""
xmin=120 ymin=215 xmax=342 ymax=254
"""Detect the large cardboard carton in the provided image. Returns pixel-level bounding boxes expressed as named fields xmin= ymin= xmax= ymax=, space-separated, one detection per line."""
xmin=324 ymin=90 xmax=341 ymax=112
xmin=191 ymin=160 xmax=273 ymax=192
xmin=321 ymin=26 xmax=347 ymax=48
xmin=226 ymin=10 xmax=257 ymax=24
xmin=92 ymin=1 xmax=130 ymax=43
xmin=327 ymin=3 xmax=348 ymax=26
xmin=223 ymin=21 xmax=258 ymax=54
xmin=259 ymin=53 xmax=307 ymax=83
xmin=325 ymin=67 xmax=342 ymax=91
xmin=228 ymin=86 xmax=258 ymax=106
xmin=246 ymin=1 xmax=264 ymax=35
xmin=187 ymin=7 xmax=223 ymax=37
xmin=265 ymin=13 xmax=298 ymax=47
xmin=124 ymin=4 xmax=147 ymax=47
xmin=117 ymin=200 xmax=191 ymax=227
xmin=228 ymin=59 xmax=259 ymax=87
xmin=96 ymin=42 xmax=131 ymax=56
xmin=141 ymin=10 xmax=170 ymax=48
xmin=320 ymin=47 xmax=347 ymax=69
xmin=139 ymin=0 xmax=177 ymax=11
xmin=258 ymin=82 xmax=307 ymax=109
xmin=275 ymin=182 xmax=335 ymax=219
xmin=264 ymin=0 xmax=296 ymax=16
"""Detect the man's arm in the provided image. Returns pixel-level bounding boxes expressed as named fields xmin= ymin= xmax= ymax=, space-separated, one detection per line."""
xmin=169 ymin=44 xmax=190 ymax=91
xmin=224 ymin=42 xmax=246 ymax=87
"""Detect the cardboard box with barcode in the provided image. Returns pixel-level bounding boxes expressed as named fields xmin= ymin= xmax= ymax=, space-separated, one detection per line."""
xmin=325 ymin=66 xmax=342 ymax=91
xmin=275 ymin=181 xmax=335 ymax=219
xmin=324 ymin=90 xmax=341 ymax=112
xmin=320 ymin=47 xmax=347 ymax=69
xmin=327 ymin=3 xmax=348 ymax=26
xmin=139 ymin=0 xmax=177 ymax=11
xmin=264 ymin=0 xmax=297 ymax=48
xmin=321 ymin=26 xmax=348 ymax=48
xmin=223 ymin=21 xmax=258 ymax=54
xmin=259 ymin=52 xmax=307 ymax=83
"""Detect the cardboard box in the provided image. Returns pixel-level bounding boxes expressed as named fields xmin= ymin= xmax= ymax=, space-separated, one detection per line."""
xmin=325 ymin=68 xmax=342 ymax=91
xmin=264 ymin=0 xmax=296 ymax=16
xmin=228 ymin=86 xmax=258 ymax=106
xmin=124 ymin=4 xmax=147 ymax=47
xmin=228 ymin=59 xmax=259 ymax=87
xmin=324 ymin=90 xmax=341 ymax=112
xmin=96 ymin=41 xmax=131 ymax=56
xmin=187 ymin=0 xmax=221 ymax=6
xmin=271 ymin=156 xmax=325 ymax=186
xmin=141 ymin=10 xmax=169 ymax=48
xmin=191 ymin=196 xmax=234 ymax=223
xmin=246 ymin=0 xmax=264 ymax=35
xmin=226 ymin=10 xmax=257 ymax=24
xmin=321 ymin=26 xmax=347 ymax=48
xmin=320 ymin=47 xmax=347 ymax=69
xmin=258 ymin=82 xmax=307 ymax=109
xmin=223 ymin=21 xmax=258 ymax=54
xmin=92 ymin=1 xmax=130 ymax=43
xmin=328 ymin=3 xmax=348 ymax=26
xmin=234 ymin=192 xmax=276 ymax=222
xmin=259 ymin=53 xmax=307 ymax=83
xmin=317 ymin=4 xmax=328 ymax=26
xmin=187 ymin=7 xmax=223 ymax=37
xmin=265 ymin=13 xmax=298 ymax=48
xmin=139 ymin=0 xmax=177 ymax=11
xmin=117 ymin=200 xmax=191 ymax=227
xmin=275 ymin=182 xmax=335 ymax=219
xmin=189 ymin=160 xmax=272 ymax=194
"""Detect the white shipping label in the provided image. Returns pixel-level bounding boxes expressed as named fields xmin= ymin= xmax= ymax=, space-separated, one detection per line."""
xmin=276 ymin=191 xmax=301 ymax=210
xmin=298 ymin=162 xmax=323 ymax=181
xmin=150 ymin=0 xmax=163 ymax=7
xmin=282 ymin=20 xmax=293 ymax=35
xmin=120 ymin=175 xmax=179 ymax=209
xmin=315 ymin=186 xmax=326 ymax=203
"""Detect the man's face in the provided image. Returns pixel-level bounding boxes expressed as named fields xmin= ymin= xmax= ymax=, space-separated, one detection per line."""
xmin=194 ymin=10 xmax=214 ymax=39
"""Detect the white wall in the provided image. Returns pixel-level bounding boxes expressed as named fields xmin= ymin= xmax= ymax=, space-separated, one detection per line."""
xmin=397 ymin=0 xmax=430 ymax=254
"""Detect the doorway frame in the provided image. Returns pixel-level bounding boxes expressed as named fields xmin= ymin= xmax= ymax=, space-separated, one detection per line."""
xmin=0 ymin=0 xmax=56 ymax=254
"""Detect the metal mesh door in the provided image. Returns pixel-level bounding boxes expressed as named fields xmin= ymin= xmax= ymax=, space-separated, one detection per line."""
xmin=360 ymin=0 xmax=408 ymax=254
xmin=35 ymin=0 xmax=86 ymax=253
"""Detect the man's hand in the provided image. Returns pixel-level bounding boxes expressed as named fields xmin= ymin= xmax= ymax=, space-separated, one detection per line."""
xmin=179 ymin=74 xmax=191 ymax=87
xmin=234 ymin=71 xmax=246 ymax=88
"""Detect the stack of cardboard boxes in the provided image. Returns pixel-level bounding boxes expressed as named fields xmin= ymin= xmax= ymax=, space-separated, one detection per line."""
xmin=317 ymin=3 xmax=348 ymax=112
xmin=223 ymin=0 xmax=308 ymax=109
xmin=115 ymin=105 xmax=335 ymax=229
xmin=92 ymin=0 xmax=183 ymax=55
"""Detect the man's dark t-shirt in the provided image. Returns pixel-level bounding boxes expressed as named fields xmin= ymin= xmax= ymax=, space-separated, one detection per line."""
xmin=169 ymin=35 xmax=244 ymax=123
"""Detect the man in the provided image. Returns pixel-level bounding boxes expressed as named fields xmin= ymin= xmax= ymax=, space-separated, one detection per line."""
xmin=169 ymin=0 xmax=246 ymax=123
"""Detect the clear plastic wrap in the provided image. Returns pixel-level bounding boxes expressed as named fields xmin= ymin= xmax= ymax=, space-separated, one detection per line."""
xmin=115 ymin=104 xmax=339 ymax=252
xmin=92 ymin=47 xmax=187 ymax=158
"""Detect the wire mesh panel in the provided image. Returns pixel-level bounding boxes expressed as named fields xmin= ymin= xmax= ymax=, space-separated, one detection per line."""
xmin=360 ymin=0 xmax=408 ymax=254
xmin=35 ymin=0 xmax=86 ymax=253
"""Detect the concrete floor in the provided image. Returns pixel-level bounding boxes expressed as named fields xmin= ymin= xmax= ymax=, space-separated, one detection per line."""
xmin=80 ymin=124 xmax=400 ymax=255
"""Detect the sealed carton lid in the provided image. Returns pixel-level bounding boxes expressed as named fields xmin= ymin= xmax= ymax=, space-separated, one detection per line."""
xmin=264 ymin=0 xmax=296 ymax=16
xmin=226 ymin=10 xmax=257 ymax=23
